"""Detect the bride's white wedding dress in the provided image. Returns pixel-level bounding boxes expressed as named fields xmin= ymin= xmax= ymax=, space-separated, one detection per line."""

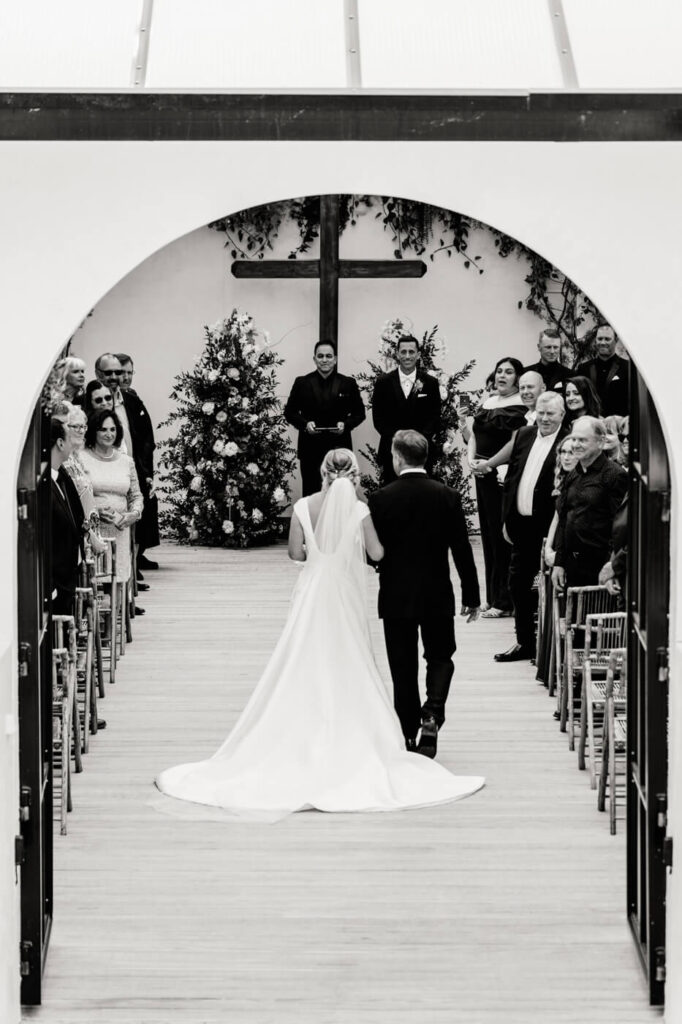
xmin=155 ymin=478 xmax=484 ymax=819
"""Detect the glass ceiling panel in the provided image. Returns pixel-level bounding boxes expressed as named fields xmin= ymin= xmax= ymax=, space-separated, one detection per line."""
xmin=358 ymin=0 xmax=563 ymax=89
xmin=146 ymin=0 xmax=347 ymax=89
xmin=564 ymin=0 xmax=682 ymax=88
xmin=0 ymin=0 xmax=141 ymax=89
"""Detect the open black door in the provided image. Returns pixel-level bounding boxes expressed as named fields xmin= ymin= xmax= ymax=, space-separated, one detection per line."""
xmin=17 ymin=402 xmax=53 ymax=1004
xmin=627 ymin=367 xmax=671 ymax=1005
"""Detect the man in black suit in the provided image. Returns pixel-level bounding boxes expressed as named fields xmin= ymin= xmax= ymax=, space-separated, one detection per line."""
xmin=368 ymin=430 xmax=480 ymax=757
xmin=284 ymin=340 xmax=366 ymax=496
xmin=574 ymin=324 xmax=630 ymax=416
xmin=495 ymin=392 xmax=566 ymax=663
xmin=50 ymin=417 xmax=85 ymax=617
xmin=371 ymin=335 xmax=441 ymax=484
xmin=96 ymin=352 xmax=158 ymax=588
xmin=523 ymin=327 xmax=574 ymax=394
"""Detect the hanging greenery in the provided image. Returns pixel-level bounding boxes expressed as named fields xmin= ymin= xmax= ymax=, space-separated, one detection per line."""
xmin=210 ymin=196 xmax=600 ymax=362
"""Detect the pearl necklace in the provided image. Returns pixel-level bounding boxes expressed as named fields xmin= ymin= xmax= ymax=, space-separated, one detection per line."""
xmin=94 ymin=447 xmax=116 ymax=461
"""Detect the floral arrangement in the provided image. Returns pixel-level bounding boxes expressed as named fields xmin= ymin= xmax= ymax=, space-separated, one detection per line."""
xmin=355 ymin=318 xmax=480 ymax=524
xmin=157 ymin=309 xmax=295 ymax=547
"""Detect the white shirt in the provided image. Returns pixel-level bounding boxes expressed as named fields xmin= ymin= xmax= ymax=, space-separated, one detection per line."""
xmin=516 ymin=428 xmax=561 ymax=517
xmin=398 ymin=369 xmax=417 ymax=398
xmin=525 ymin=409 xmax=537 ymax=424
xmin=399 ymin=468 xmax=427 ymax=476
xmin=114 ymin=390 xmax=133 ymax=457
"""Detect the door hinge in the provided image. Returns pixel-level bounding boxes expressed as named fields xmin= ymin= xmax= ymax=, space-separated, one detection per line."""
xmin=20 ymin=940 xmax=32 ymax=977
xmin=656 ymin=793 xmax=667 ymax=830
xmin=19 ymin=785 xmax=31 ymax=823
xmin=17 ymin=488 xmax=29 ymax=521
xmin=14 ymin=835 xmax=24 ymax=866
xmin=663 ymin=836 xmax=673 ymax=869
xmin=657 ymin=648 xmax=669 ymax=683
xmin=655 ymin=946 xmax=666 ymax=983
xmin=19 ymin=643 xmax=30 ymax=678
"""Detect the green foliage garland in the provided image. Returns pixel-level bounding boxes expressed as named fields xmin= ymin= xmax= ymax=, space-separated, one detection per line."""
xmin=157 ymin=310 xmax=296 ymax=548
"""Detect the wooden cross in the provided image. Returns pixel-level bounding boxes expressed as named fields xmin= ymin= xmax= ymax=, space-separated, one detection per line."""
xmin=231 ymin=195 xmax=427 ymax=348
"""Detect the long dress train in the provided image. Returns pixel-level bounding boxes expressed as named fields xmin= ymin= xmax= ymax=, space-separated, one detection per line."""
xmin=155 ymin=479 xmax=484 ymax=819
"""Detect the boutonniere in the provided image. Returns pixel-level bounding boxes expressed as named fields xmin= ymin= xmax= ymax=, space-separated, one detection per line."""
xmin=412 ymin=379 xmax=424 ymax=394
xmin=612 ymin=375 xmax=620 ymax=381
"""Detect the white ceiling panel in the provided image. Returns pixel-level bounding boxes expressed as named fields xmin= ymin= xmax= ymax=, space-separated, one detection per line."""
xmin=146 ymin=0 xmax=347 ymax=89
xmin=358 ymin=0 xmax=563 ymax=89
xmin=563 ymin=0 xmax=682 ymax=88
xmin=0 ymin=1 xmax=142 ymax=89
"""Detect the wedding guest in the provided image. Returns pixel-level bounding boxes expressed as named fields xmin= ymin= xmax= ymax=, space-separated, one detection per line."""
xmin=466 ymin=356 xmax=526 ymax=617
xmin=371 ymin=334 xmax=441 ymax=484
xmin=114 ymin=353 xmax=136 ymax=393
xmin=563 ymin=375 xmax=602 ymax=425
xmin=523 ymin=328 xmax=574 ymax=394
xmin=495 ymin=392 xmax=566 ymax=662
xmin=54 ymin=355 xmax=87 ymax=405
xmin=95 ymin=353 xmax=159 ymax=570
xmin=80 ymin=410 xmax=144 ymax=606
xmin=551 ymin=416 xmax=628 ymax=592
xmin=574 ymin=324 xmax=630 ymax=416
xmin=284 ymin=340 xmax=366 ymax=496
xmin=50 ymin=416 xmax=85 ymax=617
xmin=602 ymin=414 xmax=628 ymax=466
xmin=599 ymin=494 xmax=628 ymax=608
xmin=535 ymin=435 xmax=579 ymax=685
xmin=472 ymin=369 xmax=547 ymax=474
xmin=62 ymin=404 xmax=107 ymax=556
xmin=83 ymin=380 xmax=115 ymax=417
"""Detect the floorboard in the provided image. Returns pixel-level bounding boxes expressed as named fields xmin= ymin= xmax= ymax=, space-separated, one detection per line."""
xmin=23 ymin=540 xmax=663 ymax=1024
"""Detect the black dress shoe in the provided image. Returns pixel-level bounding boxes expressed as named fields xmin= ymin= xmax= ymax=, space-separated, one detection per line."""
xmin=417 ymin=717 xmax=438 ymax=758
xmin=494 ymin=643 xmax=534 ymax=663
xmin=405 ymin=737 xmax=417 ymax=753
xmin=136 ymin=569 xmax=145 ymax=581
xmin=137 ymin=582 xmax=150 ymax=592
xmin=138 ymin=556 xmax=159 ymax=570
xmin=134 ymin=606 xmax=146 ymax=616
xmin=97 ymin=719 xmax=107 ymax=730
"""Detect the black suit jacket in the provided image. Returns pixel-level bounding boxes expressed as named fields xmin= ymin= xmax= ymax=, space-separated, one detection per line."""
xmin=574 ymin=354 xmax=630 ymax=416
xmin=501 ymin=425 xmax=566 ymax=542
xmin=51 ymin=468 xmax=85 ymax=607
xmin=371 ymin=369 xmax=441 ymax=468
xmin=368 ymin=473 xmax=480 ymax=618
xmin=523 ymin=360 xmax=574 ymax=394
xmin=121 ymin=389 xmax=155 ymax=483
xmin=284 ymin=371 xmax=365 ymax=458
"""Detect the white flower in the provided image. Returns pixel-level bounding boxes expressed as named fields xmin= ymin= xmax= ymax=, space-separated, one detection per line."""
xmin=212 ymin=440 xmax=224 ymax=454
xmin=439 ymin=384 xmax=448 ymax=400
xmin=224 ymin=442 xmax=240 ymax=457
xmin=190 ymin=475 xmax=203 ymax=492
xmin=251 ymin=509 xmax=263 ymax=523
xmin=202 ymin=401 xmax=215 ymax=415
xmin=227 ymin=368 xmax=240 ymax=380
xmin=216 ymin=410 xmax=227 ymax=423
xmin=242 ymin=398 xmax=250 ymax=409
xmin=208 ymin=369 xmax=220 ymax=383
xmin=249 ymin=414 xmax=259 ymax=424
xmin=246 ymin=463 xmax=259 ymax=475
xmin=185 ymin=463 xmax=196 ymax=474
xmin=188 ymin=527 xmax=199 ymax=541
xmin=273 ymin=487 xmax=285 ymax=503
xmin=222 ymin=520 xmax=235 ymax=535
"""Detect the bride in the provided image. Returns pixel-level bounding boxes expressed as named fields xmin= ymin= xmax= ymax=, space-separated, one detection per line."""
xmin=155 ymin=449 xmax=484 ymax=819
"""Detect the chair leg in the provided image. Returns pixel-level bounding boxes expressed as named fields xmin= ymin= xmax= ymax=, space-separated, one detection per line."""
xmin=559 ymin=666 xmax=568 ymax=733
xmin=609 ymin=717 xmax=617 ymax=835
xmin=578 ymin=681 xmax=588 ymax=771
xmin=597 ymin=722 xmax=608 ymax=813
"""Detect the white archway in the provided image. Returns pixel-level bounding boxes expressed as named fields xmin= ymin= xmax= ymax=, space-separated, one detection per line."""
xmin=2 ymin=140 xmax=681 ymax=1021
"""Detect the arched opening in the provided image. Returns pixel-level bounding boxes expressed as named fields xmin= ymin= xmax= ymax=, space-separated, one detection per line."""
xmin=15 ymin=192 xmax=671 ymax=1010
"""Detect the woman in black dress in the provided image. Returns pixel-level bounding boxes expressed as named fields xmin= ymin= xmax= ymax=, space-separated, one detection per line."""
xmin=465 ymin=357 xmax=527 ymax=617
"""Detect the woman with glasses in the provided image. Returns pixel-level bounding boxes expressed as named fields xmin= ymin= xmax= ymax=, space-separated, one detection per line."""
xmin=83 ymin=379 xmax=114 ymax=415
xmin=60 ymin=403 xmax=107 ymax=556
xmin=80 ymin=409 xmax=143 ymax=586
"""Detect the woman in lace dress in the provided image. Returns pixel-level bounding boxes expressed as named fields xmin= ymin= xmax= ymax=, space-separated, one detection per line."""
xmin=79 ymin=409 xmax=143 ymax=583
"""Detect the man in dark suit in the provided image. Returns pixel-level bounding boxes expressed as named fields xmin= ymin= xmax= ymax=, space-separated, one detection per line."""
xmin=371 ymin=334 xmax=441 ymax=484
xmin=50 ymin=417 xmax=85 ymax=616
xmin=96 ymin=352 xmax=158 ymax=587
xmin=523 ymin=327 xmax=574 ymax=394
xmin=495 ymin=392 xmax=567 ymax=663
xmin=574 ymin=324 xmax=630 ymax=416
xmin=368 ymin=430 xmax=480 ymax=757
xmin=284 ymin=340 xmax=366 ymax=496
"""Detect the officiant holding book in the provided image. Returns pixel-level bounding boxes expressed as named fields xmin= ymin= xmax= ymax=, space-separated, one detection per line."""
xmin=284 ymin=340 xmax=366 ymax=495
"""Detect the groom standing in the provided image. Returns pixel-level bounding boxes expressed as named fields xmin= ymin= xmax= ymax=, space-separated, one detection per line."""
xmin=369 ymin=430 xmax=481 ymax=757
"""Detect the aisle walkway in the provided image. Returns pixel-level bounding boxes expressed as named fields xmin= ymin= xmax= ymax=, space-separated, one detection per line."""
xmin=24 ymin=541 xmax=662 ymax=1024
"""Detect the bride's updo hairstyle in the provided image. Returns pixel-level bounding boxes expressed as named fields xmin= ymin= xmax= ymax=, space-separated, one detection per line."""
xmin=320 ymin=448 xmax=360 ymax=489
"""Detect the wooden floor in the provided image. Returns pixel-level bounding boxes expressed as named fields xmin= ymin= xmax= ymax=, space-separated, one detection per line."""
xmin=24 ymin=541 xmax=663 ymax=1024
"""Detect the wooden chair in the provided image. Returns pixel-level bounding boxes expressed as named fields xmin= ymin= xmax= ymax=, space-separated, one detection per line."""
xmin=558 ymin=585 xmax=618 ymax=746
xmin=52 ymin=615 xmax=82 ymax=774
xmin=52 ymin=647 xmax=72 ymax=835
xmin=94 ymin=539 xmax=122 ymax=684
xmin=578 ymin=612 xmax=627 ymax=784
xmin=597 ymin=648 xmax=628 ymax=834
xmin=74 ymin=584 xmax=98 ymax=751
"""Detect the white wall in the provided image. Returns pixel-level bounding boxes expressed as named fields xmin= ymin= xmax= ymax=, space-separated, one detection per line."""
xmin=1 ymin=140 xmax=681 ymax=1023
xmin=72 ymin=204 xmax=544 ymax=498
